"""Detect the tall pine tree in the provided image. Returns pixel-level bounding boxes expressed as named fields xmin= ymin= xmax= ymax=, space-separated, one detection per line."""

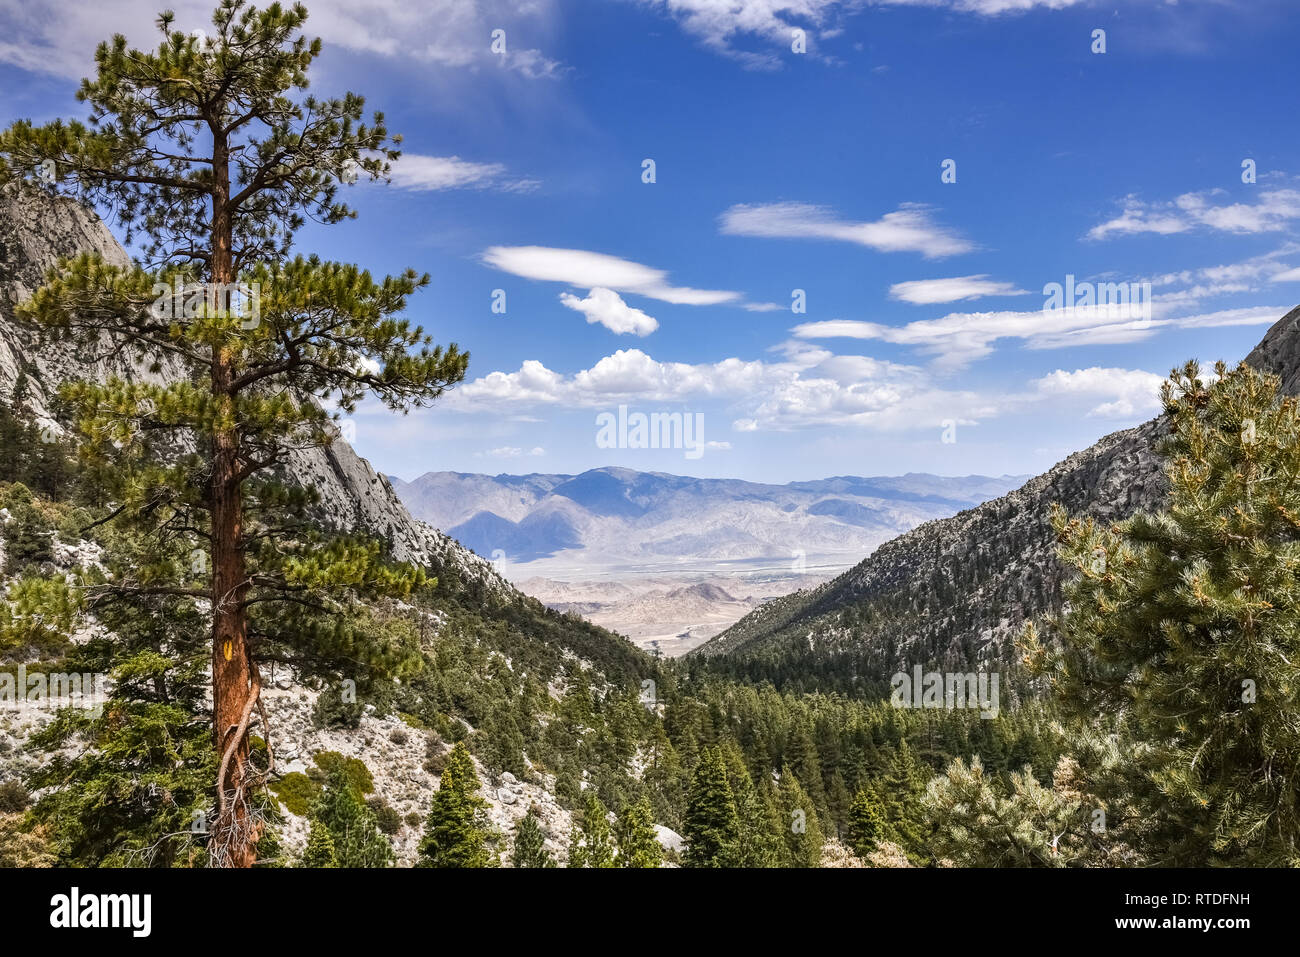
xmin=682 ymin=747 xmax=739 ymax=867
xmin=418 ymin=742 xmax=490 ymax=868
xmin=0 ymin=0 xmax=466 ymax=866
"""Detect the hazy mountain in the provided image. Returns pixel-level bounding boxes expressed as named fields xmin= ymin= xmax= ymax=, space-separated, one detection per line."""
xmin=390 ymin=467 xmax=1029 ymax=568
xmin=692 ymin=304 xmax=1300 ymax=686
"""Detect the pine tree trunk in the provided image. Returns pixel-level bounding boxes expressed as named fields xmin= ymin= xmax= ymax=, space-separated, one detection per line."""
xmin=208 ymin=130 xmax=259 ymax=868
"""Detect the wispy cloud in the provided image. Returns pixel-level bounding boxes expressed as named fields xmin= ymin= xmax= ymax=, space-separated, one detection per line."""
xmin=481 ymin=246 xmax=741 ymax=306
xmin=791 ymin=304 xmax=1289 ymax=370
xmin=389 ymin=153 xmax=539 ymax=192
xmin=1089 ymin=188 xmax=1300 ymax=240
xmin=640 ymin=0 xmax=1085 ymax=69
xmin=890 ymin=274 xmax=1029 ymax=304
xmin=477 ymin=445 xmax=546 ymax=458
xmin=0 ymin=0 xmax=566 ymax=79
xmin=720 ymin=202 xmax=974 ymax=258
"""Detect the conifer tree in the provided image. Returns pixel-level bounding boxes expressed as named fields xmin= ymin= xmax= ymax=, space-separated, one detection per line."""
xmin=24 ymin=526 xmax=215 ymax=866
xmin=1023 ymin=360 xmax=1300 ymax=865
xmin=881 ymin=740 xmax=928 ymax=854
xmin=614 ymin=798 xmax=662 ymax=868
xmin=0 ymin=0 xmax=467 ymax=867
xmin=511 ymin=806 xmax=554 ymax=868
xmin=299 ymin=815 xmax=338 ymax=867
xmin=720 ymin=746 xmax=781 ymax=868
xmin=825 ymin=768 xmax=852 ymax=839
xmin=313 ymin=767 xmax=393 ymax=868
xmin=682 ymin=747 xmax=739 ymax=867
xmin=567 ymin=792 xmax=616 ymax=868
xmin=778 ymin=765 xmax=824 ymax=867
xmin=418 ymin=742 xmax=490 ymax=868
xmin=922 ymin=756 xmax=1080 ymax=867
xmin=785 ymin=718 xmax=827 ymax=819
xmin=848 ymin=786 xmax=886 ymax=857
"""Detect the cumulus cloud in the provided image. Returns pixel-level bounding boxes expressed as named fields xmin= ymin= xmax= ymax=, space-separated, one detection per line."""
xmin=1031 ymin=367 xmax=1165 ymax=418
xmin=889 ymin=274 xmax=1029 ymax=304
xmin=720 ymin=202 xmax=974 ymax=259
xmin=446 ymin=344 xmax=992 ymax=432
xmin=559 ymin=287 xmax=659 ymax=336
xmin=1088 ymin=188 xmax=1300 ymax=240
xmin=482 ymin=246 xmax=740 ymax=306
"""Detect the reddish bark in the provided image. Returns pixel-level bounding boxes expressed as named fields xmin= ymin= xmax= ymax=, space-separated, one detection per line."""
xmin=208 ymin=129 xmax=260 ymax=868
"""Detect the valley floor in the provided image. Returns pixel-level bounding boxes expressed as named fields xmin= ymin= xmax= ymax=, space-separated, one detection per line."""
xmin=513 ymin=556 xmax=850 ymax=655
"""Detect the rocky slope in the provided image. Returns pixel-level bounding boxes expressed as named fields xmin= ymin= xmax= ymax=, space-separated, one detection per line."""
xmin=0 ymin=183 xmax=650 ymax=863
xmin=694 ymin=304 xmax=1300 ymax=680
xmin=0 ymin=184 xmax=500 ymax=584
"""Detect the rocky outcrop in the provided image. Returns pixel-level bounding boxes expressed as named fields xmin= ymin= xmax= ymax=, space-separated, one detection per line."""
xmin=0 ymin=183 xmax=501 ymax=586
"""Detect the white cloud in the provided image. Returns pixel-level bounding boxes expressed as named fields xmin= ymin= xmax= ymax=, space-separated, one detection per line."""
xmin=0 ymin=0 xmax=565 ymax=79
xmin=559 ymin=287 xmax=660 ymax=336
xmin=1089 ymin=188 xmax=1300 ymax=240
xmin=720 ymin=202 xmax=974 ymax=258
xmin=639 ymin=0 xmax=842 ymax=69
xmin=1271 ymin=266 xmax=1300 ymax=283
xmin=482 ymin=246 xmax=741 ymax=305
xmin=447 ymin=344 xmax=991 ymax=432
xmin=889 ymin=274 xmax=1029 ymax=304
xmin=1031 ymin=367 xmax=1165 ymax=418
xmin=1138 ymin=246 xmax=1300 ymax=307
xmin=388 ymin=154 xmax=539 ymax=193
xmin=791 ymin=304 xmax=1290 ymax=370
xmin=641 ymin=0 xmax=1083 ymax=68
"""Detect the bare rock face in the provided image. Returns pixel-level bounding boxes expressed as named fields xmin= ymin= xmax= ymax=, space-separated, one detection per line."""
xmin=699 ymin=304 xmax=1300 ymax=674
xmin=0 ymin=183 xmax=167 ymax=430
xmin=1244 ymin=304 xmax=1300 ymax=394
xmin=0 ymin=183 xmax=502 ymax=587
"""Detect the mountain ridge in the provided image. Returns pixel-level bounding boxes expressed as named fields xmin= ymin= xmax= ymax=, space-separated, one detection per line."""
xmin=391 ymin=466 xmax=1029 ymax=569
xmin=692 ymin=308 xmax=1300 ymax=683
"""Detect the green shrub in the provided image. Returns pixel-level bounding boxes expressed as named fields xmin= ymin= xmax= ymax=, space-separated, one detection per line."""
xmin=312 ymin=751 xmax=374 ymax=798
xmin=270 ymin=772 xmax=319 ymax=817
xmin=311 ymin=682 xmax=363 ymax=729
xmin=366 ymin=796 xmax=402 ymax=835
xmin=0 ymin=779 xmax=30 ymax=814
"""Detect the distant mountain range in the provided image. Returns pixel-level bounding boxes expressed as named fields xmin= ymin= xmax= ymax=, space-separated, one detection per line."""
xmin=389 ymin=468 xmax=1030 ymax=569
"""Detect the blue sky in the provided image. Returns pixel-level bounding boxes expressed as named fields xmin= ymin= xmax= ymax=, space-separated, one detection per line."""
xmin=4 ymin=0 xmax=1300 ymax=483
